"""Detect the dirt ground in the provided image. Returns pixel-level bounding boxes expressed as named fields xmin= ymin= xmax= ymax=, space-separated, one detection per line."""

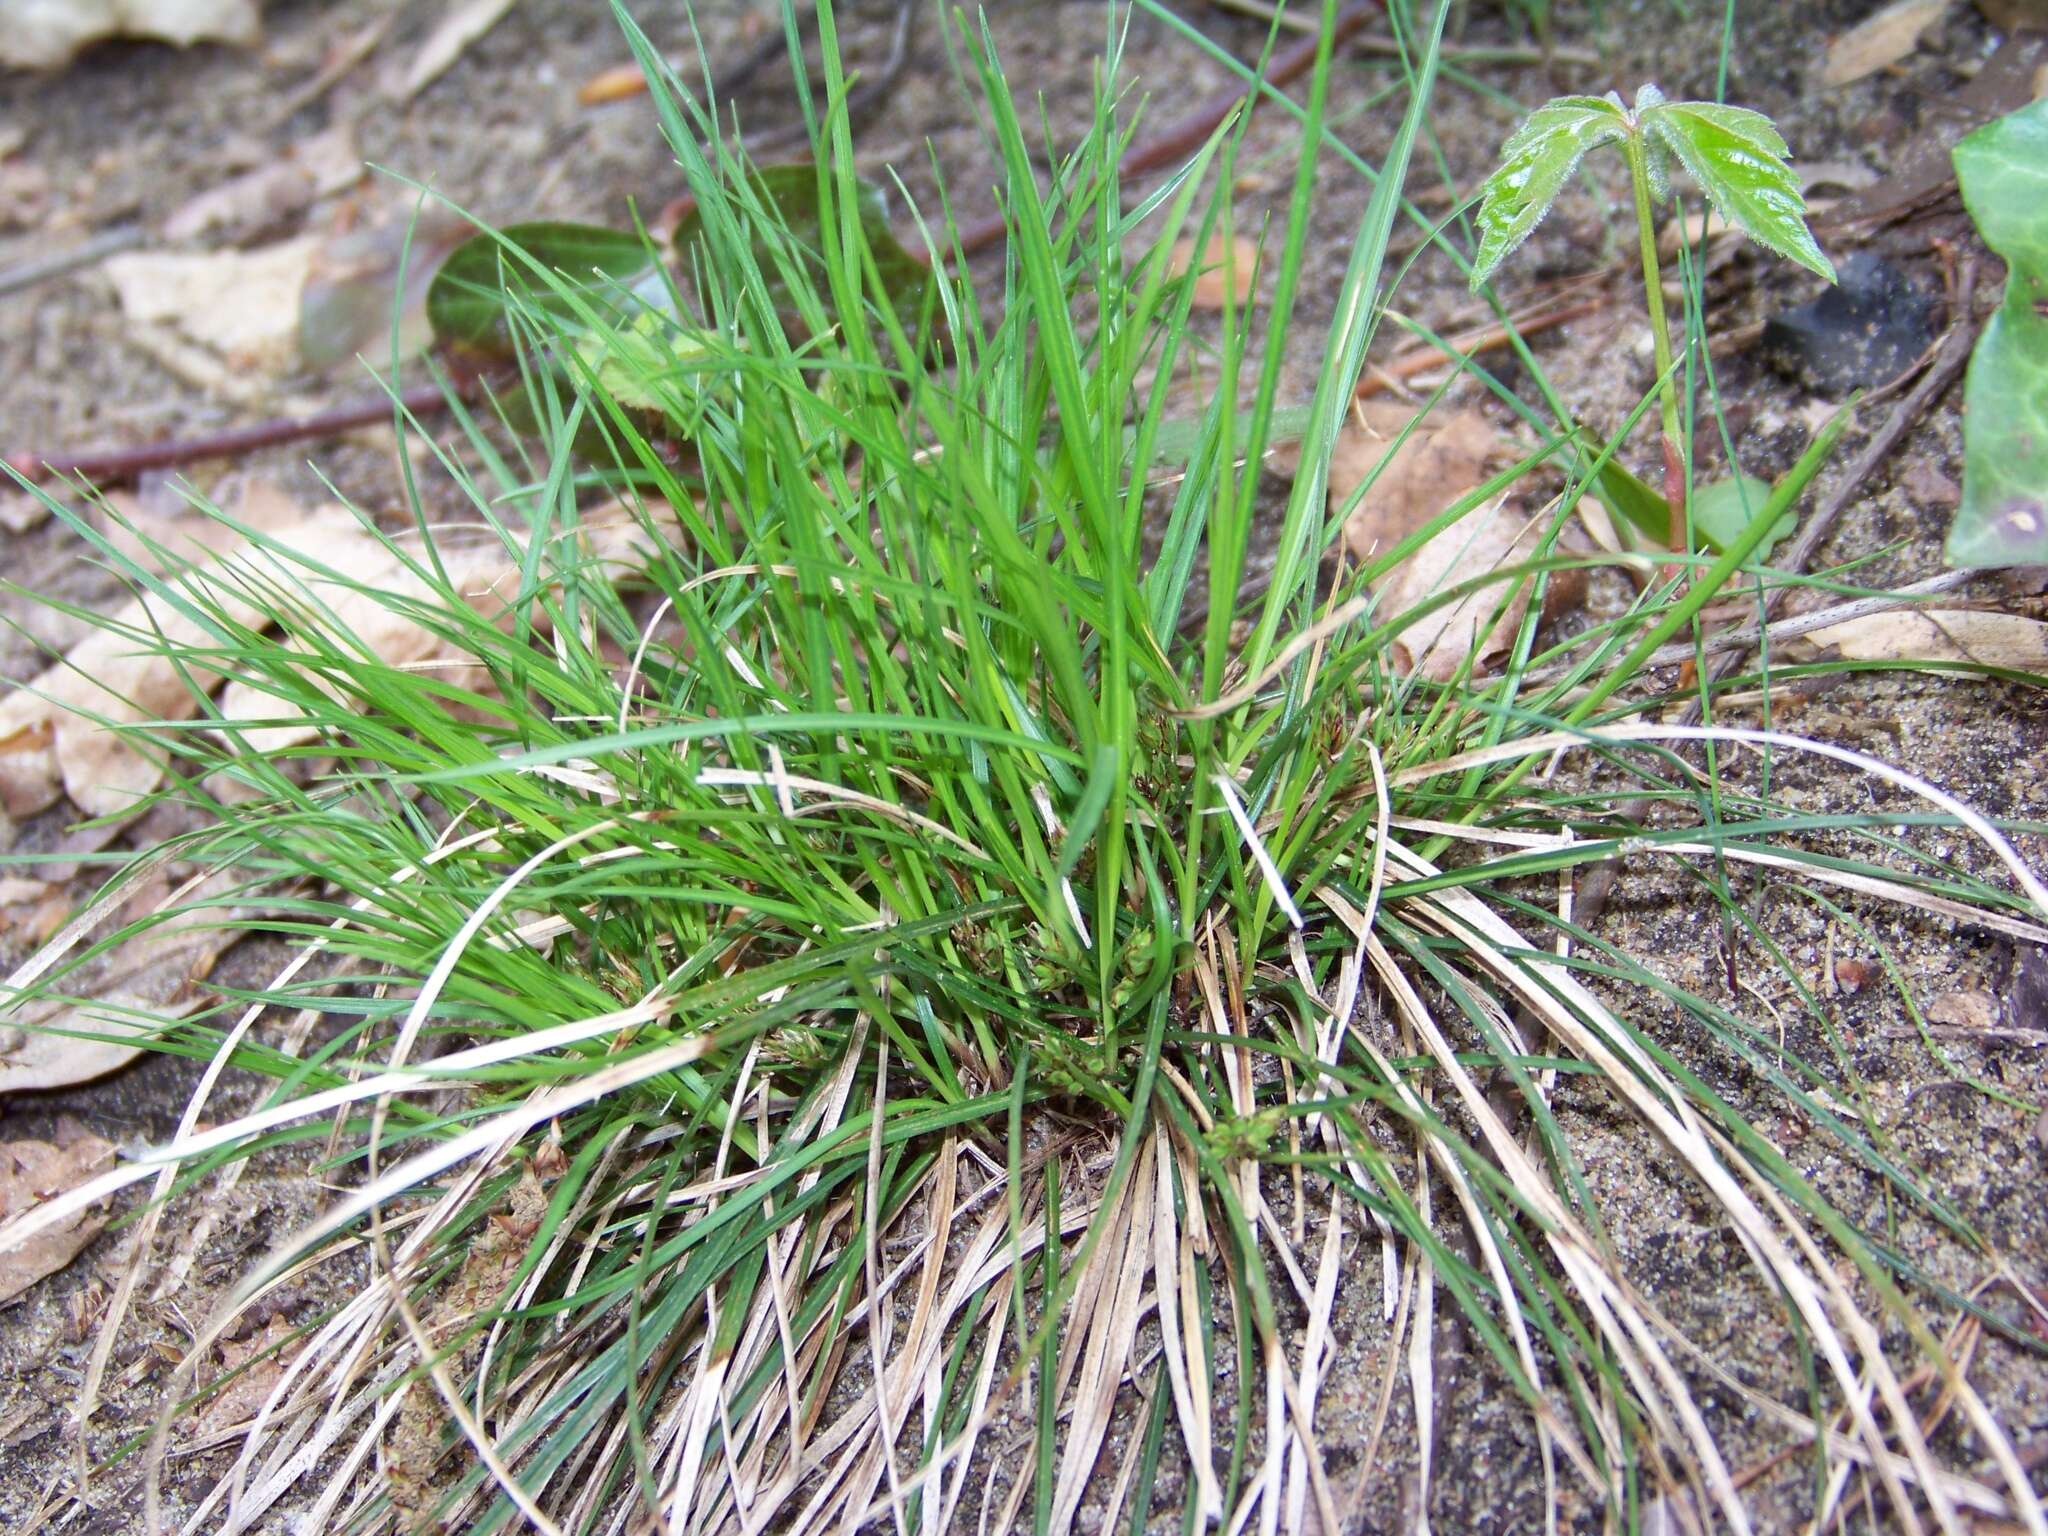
xmin=1 ymin=0 xmax=2045 ymax=1531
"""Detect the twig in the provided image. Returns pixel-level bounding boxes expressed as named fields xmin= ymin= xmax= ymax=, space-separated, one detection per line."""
xmin=4 ymin=379 xmax=461 ymax=487
xmin=948 ymin=1 xmax=1380 ymax=259
xmin=1358 ymin=298 xmax=1603 ymax=398
xmin=0 ymin=226 xmax=143 ymax=300
xmin=1521 ymin=568 xmax=1982 ymax=686
xmin=264 ymin=10 xmax=397 ymax=130
xmin=1770 ymin=288 xmax=1978 ymax=590
xmin=743 ymin=0 xmax=916 ymax=161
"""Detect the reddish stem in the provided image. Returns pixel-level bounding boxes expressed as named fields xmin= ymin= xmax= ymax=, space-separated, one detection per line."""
xmin=5 ymin=380 xmax=463 ymax=489
xmin=1658 ymin=431 xmax=1688 ymax=586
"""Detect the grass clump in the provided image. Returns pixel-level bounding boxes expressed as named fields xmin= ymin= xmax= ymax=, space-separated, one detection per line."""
xmin=4 ymin=2 xmax=2046 ymax=1533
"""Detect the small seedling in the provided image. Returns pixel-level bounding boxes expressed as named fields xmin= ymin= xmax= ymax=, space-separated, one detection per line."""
xmin=1470 ymin=86 xmax=1834 ymax=553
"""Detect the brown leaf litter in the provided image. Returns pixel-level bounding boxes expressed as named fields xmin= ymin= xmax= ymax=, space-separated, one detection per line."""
xmin=0 ymin=1121 xmax=117 ymax=1306
xmin=1326 ymin=401 xmax=1584 ymax=681
xmin=1800 ymin=608 xmax=2048 ymax=671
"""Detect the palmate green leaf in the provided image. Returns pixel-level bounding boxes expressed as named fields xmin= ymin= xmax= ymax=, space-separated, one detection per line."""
xmin=1468 ymin=94 xmax=1626 ymax=288
xmin=426 ymin=221 xmax=657 ymax=353
xmin=1641 ymin=99 xmax=1836 ymax=282
xmin=1945 ymin=97 xmax=2048 ymax=569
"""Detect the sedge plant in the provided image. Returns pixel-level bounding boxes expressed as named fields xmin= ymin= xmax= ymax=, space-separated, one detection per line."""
xmin=2 ymin=3 xmax=2046 ymax=1535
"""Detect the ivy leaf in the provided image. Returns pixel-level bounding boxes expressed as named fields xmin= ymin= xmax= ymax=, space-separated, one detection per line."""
xmin=1945 ymin=97 xmax=2048 ymax=569
xmin=1640 ymin=100 xmax=1836 ymax=282
xmin=427 ymin=222 xmax=656 ymax=354
xmin=673 ymin=164 xmax=929 ymax=332
xmin=1468 ymin=95 xmax=1628 ymax=289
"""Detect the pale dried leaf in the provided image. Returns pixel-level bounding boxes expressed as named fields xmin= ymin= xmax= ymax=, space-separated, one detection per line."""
xmin=0 ymin=868 xmax=242 ymax=1092
xmin=1050 ymin=1137 xmax=1153 ymax=1535
xmin=0 ymin=494 xmax=49 ymax=536
xmin=393 ymin=0 xmax=517 ymax=102
xmin=163 ymin=121 xmax=361 ymax=241
xmin=212 ymin=510 xmax=656 ymax=761
xmin=190 ymin=1313 xmax=296 ymax=1439
xmin=1821 ymin=0 xmax=1953 ymax=88
xmin=0 ymin=487 xmax=359 ymax=821
xmin=104 ymin=237 xmax=315 ymax=380
xmin=0 ymin=1127 xmax=117 ymax=1304
xmin=1925 ymin=990 xmax=2000 ymax=1029
xmin=1168 ymin=231 xmax=1260 ymax=310
xmin=1331 ymin=402 xmax=1498 ymax=555
xmin=1804 ymin=608 xmax=2048 ymax=672
xmin=0 ymin=0 xmax=260 ymax=70
xmin=1329 ymin=404 xmax=1548 ymax=681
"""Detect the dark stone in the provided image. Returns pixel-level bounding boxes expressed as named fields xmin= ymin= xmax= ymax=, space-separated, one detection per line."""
xmin=1761 ymin=251 xmax=1942 ymax=394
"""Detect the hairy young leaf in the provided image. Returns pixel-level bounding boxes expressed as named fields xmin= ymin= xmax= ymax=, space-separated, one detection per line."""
xmin=1469 ymin=95 xmax=1627 ymax=289
xmin=1945 ymin=98 xmax=2048 ymax=568
xmin=427 ymin=222 xmax=655 ymax=353
xmin=1641 ymin=100 xmax=1835 ymax=282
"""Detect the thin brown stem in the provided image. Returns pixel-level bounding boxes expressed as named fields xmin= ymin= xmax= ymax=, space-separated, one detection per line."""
xmin=6 ymin=379 xmax=468 ymax=489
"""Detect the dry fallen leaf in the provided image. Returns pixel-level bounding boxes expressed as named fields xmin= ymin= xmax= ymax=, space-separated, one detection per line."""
xmin=211 ymin=507 xmax=659 ymax=766
xmin=162 ymin=121 xmax=361 ymax=242
xmin=0 ymin=485 xmax=356 ymax=822
xmin=1821 ymin=0 xmax=1953 ymax=88
xmin=1925 ymin=990 xmax=2001 ymax=1030
xmin=0 ymin=866 xmax=244 ymax=1092
xmin=393 ymin=0 xmax=517 ymax=102
xmin=190 ymin=1313 xmax=297 ymax=1440
xmin=105 ymin=237 xmax=317 ymax=384
xmin=1328 ymin=403 xmax=1579 ymax=681
xmin=1802 ymin=609 xmax=2048 ymax=673
xmin=0 ymin=0 xmax=260 ymax=70
xmin=1169 ymin=231 xmax=1261 ymax=311
xmin=0 ymin=1125 xmax=117 ymax=1305
xmin=210 ymin=537 xmax=526 ymax=762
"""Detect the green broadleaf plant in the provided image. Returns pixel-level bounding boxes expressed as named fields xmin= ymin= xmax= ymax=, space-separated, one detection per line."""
xmin=1471 ymin=86 xmax=1834 ymax=553
xmin=426 ymin=220 xmax=657 ymax=353
xmin=1944 ymin=96 xmax=2048 ymax=569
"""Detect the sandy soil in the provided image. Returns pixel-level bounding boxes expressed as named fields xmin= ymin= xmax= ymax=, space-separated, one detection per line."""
xmin=1 ymin=0 xmax=2044 ymax=1531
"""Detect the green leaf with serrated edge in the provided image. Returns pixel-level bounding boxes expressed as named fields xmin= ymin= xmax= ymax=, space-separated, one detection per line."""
xmin=1692 ymin=473 xmax=1794 ymax=559
xmin=1641 ymin=100 xmax=1836 ymax=282
xmin=673 ymin=164 xmax=928 ymax=331
xmin=1468 ymin=95 xmax=1627 ymax=289
xmin=427 ymin=222 xmax=655 ymax=353
xmin=1946 ymin=98 xmax=2048 ymax=569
